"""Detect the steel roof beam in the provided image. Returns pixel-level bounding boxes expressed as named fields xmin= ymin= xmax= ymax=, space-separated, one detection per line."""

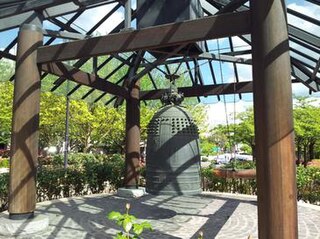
xmin=0 ymin=0 xmax=71 ymax=19
xmin=287 ymin=8 xmax=320 ymax=27
xmin=216 ymin=0 xmax=248 ymax=14
xmin=140 ymin=52 xmax=251 ymax=67
xmin=288 ymin=24 xmax=320 ymax=49
xmin=291 ymin=59 xmax=320 ymax=92
xmin=290 ymin=47 xmax=320 ymax=68
xmin=41 ymin=62 xmax=129 ymax=98
xmin=0 ymin=0 xmax=113 ymax=31
xmin=50 ymin=3 xmax=127 ymax=92
xmin=305 ymin=0 xmax=320 ymax=5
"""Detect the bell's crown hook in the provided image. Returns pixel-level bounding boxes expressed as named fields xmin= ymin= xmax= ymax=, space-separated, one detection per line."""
xmin=161 ymin=74 xmax=184 ymax=106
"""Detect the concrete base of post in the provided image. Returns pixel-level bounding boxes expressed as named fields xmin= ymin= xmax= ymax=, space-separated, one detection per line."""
xmin=0 ymin=212 xmax=49 ymax=237
xmin=117 ymin=187 xmax=147 ymax=198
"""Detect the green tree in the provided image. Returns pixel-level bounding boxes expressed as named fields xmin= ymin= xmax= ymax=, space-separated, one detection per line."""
xmin=91 ymin=105 xmax=126 ymax=154
xmin=293 ymin=97 xmax=320 ymax=165
xmin=0 ymin=60 xmax=14 ymax=147
xmin=39 ymin=92 xmax=66 ymax=150
xmin=0 ymin=81 xmax=13 ymax=146
xmin=0 ymin=59 xmax=14 ymax=82
xmin=207 ymin=107 xmax=255 ymax=157
xmin=209 ymin=124 xmax=234 ymax=154
xmin=234 ymin=107 xmax=255 ymax=156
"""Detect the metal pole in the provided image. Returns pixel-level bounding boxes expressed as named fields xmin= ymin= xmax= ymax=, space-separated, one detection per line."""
xmin=9 ymin=24 xmax=43 ymax=219
xmin=63 ymin=81 xmax=70 ymax=169
xmin=251 ymin=0 xmax=298 ymax=238
xmin=124 ymin=0 xmax=132 ymax=30
xmin=63 ymin=38 xmax=70 ymax=169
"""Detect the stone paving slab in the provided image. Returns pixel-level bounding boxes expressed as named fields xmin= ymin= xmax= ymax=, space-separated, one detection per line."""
xmin=1 ymin=192 xmax=319 ymax=239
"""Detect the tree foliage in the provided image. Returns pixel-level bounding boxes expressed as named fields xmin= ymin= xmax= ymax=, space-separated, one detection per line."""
xmin=293 ymin=97 xmax=320 ymax=163
xmin=207 ymin=98 xmax=320 ymax=162
xmin=0 ymin=81 xmax=13 ymax=146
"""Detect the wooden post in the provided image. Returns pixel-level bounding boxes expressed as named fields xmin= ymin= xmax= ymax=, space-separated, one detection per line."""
xmin=124 ymin=81 xmax=140 ymax=188
xmin=250 ymin=1 xmax=298 ymax=238
xmin=9 ymin=24 xmax=43 ymax=219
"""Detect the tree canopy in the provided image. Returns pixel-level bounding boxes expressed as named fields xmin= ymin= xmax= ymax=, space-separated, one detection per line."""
xmin=0 ymin=58 xmax=208 ymax=155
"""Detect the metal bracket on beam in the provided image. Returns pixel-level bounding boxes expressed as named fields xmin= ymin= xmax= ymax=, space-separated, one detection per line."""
xmin=42 ymin=29 xmax=90 ymax=40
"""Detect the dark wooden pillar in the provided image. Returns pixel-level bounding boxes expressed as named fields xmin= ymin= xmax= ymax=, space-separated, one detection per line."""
xmin=9 ymin=24 xmax=43 ymax=219
xmin=124 ymin=81 xmax=140 ymax=188
xmin=251 ymin=1 xmax=298 ymax=238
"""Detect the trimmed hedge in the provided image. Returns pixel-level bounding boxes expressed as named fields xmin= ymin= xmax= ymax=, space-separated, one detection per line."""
xmin=1 ymin=153 xmax=125 ymax=211
xmin=202 ymin=165 xmax=320 ymax=205
xmin=202 ymin=167 xmax=257 ymax=195
xmin=1 ymin=156 xmax=319 ymax=212
xmin=296 ymin=166 xmax=320 ymax=204
xmin=0 ymin=173 xmax=8 ymax=211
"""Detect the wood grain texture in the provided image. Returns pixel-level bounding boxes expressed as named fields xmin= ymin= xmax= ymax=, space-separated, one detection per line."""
xmin=9 ymin=25 xmax=43 ymax=215
xmin=251 ymin=0 xmax=298 ymax=238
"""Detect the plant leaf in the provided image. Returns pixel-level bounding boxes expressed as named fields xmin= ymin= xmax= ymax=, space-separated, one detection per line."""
xmin=123 ymin=218 xmax=133 ymax=233
xmin=133 ymin=224 xmax=143 ymax=235
xmin=141 ymin=221 xmax=153 ymax=230
xmin=108 ymin=211 xmax=122 ymax=221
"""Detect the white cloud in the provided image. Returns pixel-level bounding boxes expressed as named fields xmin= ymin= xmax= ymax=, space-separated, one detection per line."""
xmin=70 ymin=3 xmax=124 ymax=35
xmin=206 ymin=100 xmax=253 ymax=128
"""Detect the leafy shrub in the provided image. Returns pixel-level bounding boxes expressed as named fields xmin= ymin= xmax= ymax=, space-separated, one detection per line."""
xmin=0 ymin=158 xmax=9 ymax=168
xmin=38 ymin=156 xmax=54 ymax=166
xmin=39 ymin=153 xmax=125 ymax=197
xmin=202 ymin=165 xmax=320 ymax=204
xmin=0 ymin=153 xmax=126 ymax=212
xmin=0 ymin=173 xmax=8 ymax=211
xmin=201 ymin=167 xmax=257 ymax=195
xmin=201 ymin=157 xmax=209 ymax=162
xmin=222 ymin=160 xmax=256 ymax=170
xmin=104 ymin=154 xmax=125 ymax=190
xmin=37 ymin=168 xmax=65 ymax=201
xmin=296 ymin=166 xmax=320 ymax=204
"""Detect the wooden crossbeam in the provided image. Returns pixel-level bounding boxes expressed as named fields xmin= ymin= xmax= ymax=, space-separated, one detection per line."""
xmin=37 ymin=10 xmax=251 ymax=63
xmin=41 ymin=62 xmax=129 ymax=98
xmin=139 ymin=81 xmax=253 ymax=100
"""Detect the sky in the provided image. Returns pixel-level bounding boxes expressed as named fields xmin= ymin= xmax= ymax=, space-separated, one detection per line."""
xmin=0 ymin=0 xmax=319 ymax=127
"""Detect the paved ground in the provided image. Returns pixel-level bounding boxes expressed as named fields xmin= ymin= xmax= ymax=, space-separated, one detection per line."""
xmin=1 ymin=192 xmax=320 ymax=239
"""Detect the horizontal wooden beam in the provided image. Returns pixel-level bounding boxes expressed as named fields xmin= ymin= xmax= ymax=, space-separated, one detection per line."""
xmin=41 ymin=62 xmax=129 ymax=98
xmin=140 ymin=81 xmax=253 ymax=100
xmin=37 ymin=10 xmax=251 ymax=63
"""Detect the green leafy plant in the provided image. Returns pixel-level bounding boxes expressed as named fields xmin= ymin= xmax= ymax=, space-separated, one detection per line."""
xmin=0 ymin=158 xmax=9 ymax=168
xmin=0 ymin=173 xmax=9 ymax=211
xmin=222 ymin=160 xmax=256 ymax=170
xmin=108 ymin=203 xmax=152 ymax=239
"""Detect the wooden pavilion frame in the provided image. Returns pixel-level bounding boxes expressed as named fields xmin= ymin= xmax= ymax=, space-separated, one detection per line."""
xmin=1 ymin=0 xmax=319 ymax=238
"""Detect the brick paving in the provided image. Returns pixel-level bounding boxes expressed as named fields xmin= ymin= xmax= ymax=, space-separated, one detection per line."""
xmin=1 ymin=192 xmax=320 ymax=239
